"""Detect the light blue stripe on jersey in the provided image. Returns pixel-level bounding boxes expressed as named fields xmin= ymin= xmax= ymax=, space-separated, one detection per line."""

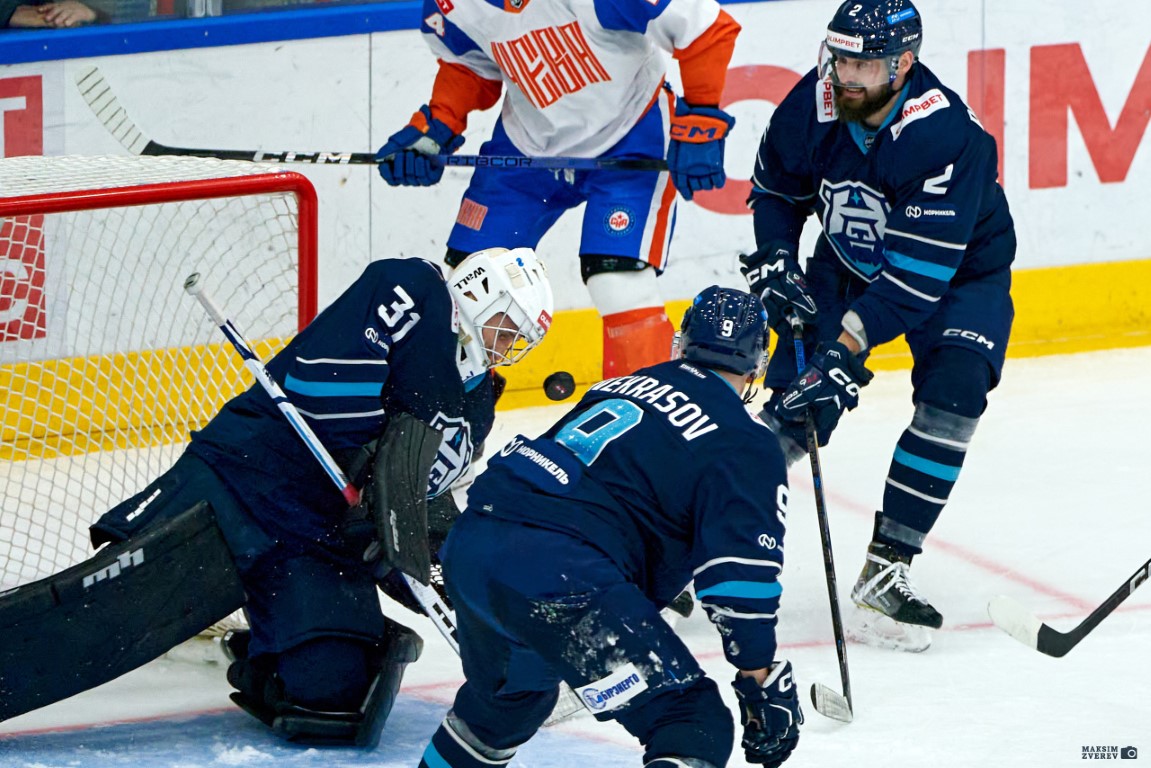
xmin=284 ymin=374 xmax=382 ymax=398
xmin=421 ymin=745 xmax=449 ymax=768
xmin=894 ymin=446 xmax=962 ymax=480
xmin=885 ymin=250 xmax=957 ymax=281
xmin=695 ymin=581 xmax=783 ymax=600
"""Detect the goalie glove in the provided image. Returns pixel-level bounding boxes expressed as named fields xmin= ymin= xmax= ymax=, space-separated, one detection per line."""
xmin=376 ymin=105 xmax=465 ymax=187
xmin=732 ymin=661 xmax=803 ymax=767
xmin=666 ymin=98 xmax=735 ymax=201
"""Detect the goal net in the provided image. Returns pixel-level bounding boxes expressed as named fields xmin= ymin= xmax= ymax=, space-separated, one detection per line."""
xmin=1 ymin=155 xmax=317 ymax=594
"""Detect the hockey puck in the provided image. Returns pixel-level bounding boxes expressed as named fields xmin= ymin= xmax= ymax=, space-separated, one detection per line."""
xmin=543 ymin=371 xmax=576 ymax=401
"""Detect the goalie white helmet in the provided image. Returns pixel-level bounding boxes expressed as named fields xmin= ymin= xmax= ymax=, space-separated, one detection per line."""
xmin=448 ymin=247 xmax=554 ymax=383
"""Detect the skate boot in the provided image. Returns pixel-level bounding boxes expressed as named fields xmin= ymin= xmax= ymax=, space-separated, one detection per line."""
xmin=847 ymin=541 xmax=943 ymax=652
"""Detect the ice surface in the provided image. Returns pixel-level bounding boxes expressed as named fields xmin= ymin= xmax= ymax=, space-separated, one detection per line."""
xmin=2 ymin=348 xmax=1149 ymax=767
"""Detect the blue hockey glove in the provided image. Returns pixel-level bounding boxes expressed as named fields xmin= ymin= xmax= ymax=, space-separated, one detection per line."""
xmin=376 ymin=105 xmax=465 ymax=187
xmin=739 ymin=241 xmax=818 ymax=333
xmin=773 ymin=340 xmax=873 ymax=446
xmin=732 ymin=661 xmax=803 ymax=767
xmin=666 ymin=100 xmax=735 ymax=201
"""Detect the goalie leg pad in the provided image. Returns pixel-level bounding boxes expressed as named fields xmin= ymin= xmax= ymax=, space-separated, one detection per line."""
xmin=227 ymin=618 xmax=424 ymax=747
xmin=0 ymin=501 xmax=245 ymax=722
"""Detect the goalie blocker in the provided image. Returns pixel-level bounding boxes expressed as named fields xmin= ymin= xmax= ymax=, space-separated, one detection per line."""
xmin=0 ymin=502 xmax=245 ymax=722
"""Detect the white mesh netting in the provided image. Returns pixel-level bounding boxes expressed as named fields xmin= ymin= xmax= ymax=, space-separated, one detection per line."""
xmin=1 ymin=155 xmax=315 ymax=592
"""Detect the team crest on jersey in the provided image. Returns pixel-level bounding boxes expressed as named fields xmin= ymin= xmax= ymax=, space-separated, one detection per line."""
xmin=426 ymin=412 xmax=473 ymax=498
xmin=504 ymin=0 xmax=528 ymax=10
xmin=604 ymin=207 xmax=635 ymax=236
xmin=819 ymin=179 xmax=889 ymax=281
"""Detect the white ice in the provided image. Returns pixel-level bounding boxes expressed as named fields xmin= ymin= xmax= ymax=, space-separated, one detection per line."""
xmin=2 ymin=347 xmax=1149 ymax=767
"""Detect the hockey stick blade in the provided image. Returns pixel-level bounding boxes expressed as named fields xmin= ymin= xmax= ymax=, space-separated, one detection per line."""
xmin=988 ymin=556 xmax=1150 ymax=657
xmin=75 ymin=66 xmax=665 ymax=171
xmin=810 ymin=682 xmax=853 ymax=723
xmin=986 ymin=596 xmax=1045 ymax=651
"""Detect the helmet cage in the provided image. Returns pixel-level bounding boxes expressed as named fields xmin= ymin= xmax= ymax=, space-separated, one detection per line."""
xmin=449 ymin=247 xmax=553 ymax=383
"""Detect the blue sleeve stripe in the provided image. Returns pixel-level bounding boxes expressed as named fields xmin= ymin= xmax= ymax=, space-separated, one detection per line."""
xmin=695 ymin=581 xmax=783 ymax=600
xmin=894 ymin=447 xmax=962 ymax=481
xmin=884 ymin=250 xmax=956 ymax=281
xmin=284 ymin=374 xmax=383 ymax=398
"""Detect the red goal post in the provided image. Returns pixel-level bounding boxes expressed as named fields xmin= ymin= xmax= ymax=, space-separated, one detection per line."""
xmin=1 ymin=155 xmax=318 ymax=591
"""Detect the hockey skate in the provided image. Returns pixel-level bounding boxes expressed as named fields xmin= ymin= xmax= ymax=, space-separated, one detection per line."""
xmin=846 ymin=542 xmax=942 ymax=653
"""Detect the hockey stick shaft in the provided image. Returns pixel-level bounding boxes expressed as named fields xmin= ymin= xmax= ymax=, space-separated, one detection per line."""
xmin=989 ymin=556 xmax=1150 ymax=657
xmin=75 ymin=66 xmax=664 ymax=172
xmin=183 ymin=273 xmax=461 ymax=653
xmin=789 ymin=316 xmax=854 ymax=722
xmin=184 ymin=273 xmax=359 ymax=507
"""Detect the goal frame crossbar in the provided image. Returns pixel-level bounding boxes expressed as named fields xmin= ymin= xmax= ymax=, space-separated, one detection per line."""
xmin=0 ymin=172 xmax=319 ymax=327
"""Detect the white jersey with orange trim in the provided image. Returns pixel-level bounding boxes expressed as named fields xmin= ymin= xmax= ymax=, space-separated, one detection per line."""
xmin=420 ymin=0 xmax=728 ymax=158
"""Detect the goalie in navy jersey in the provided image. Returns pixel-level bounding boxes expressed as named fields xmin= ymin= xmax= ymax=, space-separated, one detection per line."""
xmin=418 ymin=286 xmax=803 ymax=768
xmin=740 ymin=0 xmax=1016 ymax=651
xmin=0 ymin=248 xmax=552 ymax=746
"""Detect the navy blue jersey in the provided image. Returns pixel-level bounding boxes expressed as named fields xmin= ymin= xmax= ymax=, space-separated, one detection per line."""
xmin=467 ymin=359 xmax=790 ymax=668
xmin=749 ymin=63 xmax=1016 ymax=348
xmin=188 ymin=258 xmax=497 ymax=549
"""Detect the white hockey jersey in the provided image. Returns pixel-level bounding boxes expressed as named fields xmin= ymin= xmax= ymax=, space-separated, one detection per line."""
xmin=420 ymin=0 xmax=733 ymax=157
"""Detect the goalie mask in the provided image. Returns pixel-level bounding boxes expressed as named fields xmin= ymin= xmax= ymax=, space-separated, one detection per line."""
xmin=820 ymin=0 xmax=922 ymax=89
xmin=673 ymin=285 xmax=769 ymax=379
xmin=448 ymin=247 xmax=554 ymax=383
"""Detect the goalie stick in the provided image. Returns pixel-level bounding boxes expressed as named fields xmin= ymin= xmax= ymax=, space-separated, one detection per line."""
xmin=183 ymin=273 xmax=585 ymax=724
xmin=987 ymin=556 xmax=1150 ymax=657
xmin=789 ymin=315 xmax=854 ymax=723
xmin=75 ymin=67 xmax=666 ymax=173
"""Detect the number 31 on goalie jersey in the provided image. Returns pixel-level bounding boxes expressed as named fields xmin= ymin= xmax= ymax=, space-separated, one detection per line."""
xmin=554 ymin=400 xmax=642 ymax=466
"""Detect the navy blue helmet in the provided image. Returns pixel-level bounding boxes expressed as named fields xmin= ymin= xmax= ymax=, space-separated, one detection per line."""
xmin=678 ymin=285 xmax=769 ymax=377
xmin=826 ymin=0 xmax=923 ymax=61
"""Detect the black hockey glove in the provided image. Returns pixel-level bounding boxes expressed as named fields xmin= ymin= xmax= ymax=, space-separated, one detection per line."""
xmin=738 ymin=241 xmax=817 ymax=334
xmin=772 ymin=341 xmax=872 ymax=447
xmin=732 ymin=661 xmax=803 ymax=767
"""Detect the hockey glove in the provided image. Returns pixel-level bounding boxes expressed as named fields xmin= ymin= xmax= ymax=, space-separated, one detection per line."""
xmin=732 ymin=661 xmax=803 ymax=767
xmin=376 ymin=105 xmax=465 ymax=187
xmin=773 ymin=340 xmax=873 ymax=447
xmin=666 ymin=100 xmax=735 ymax=201
xmin=739 ymin=241 xmax=818 ymax=334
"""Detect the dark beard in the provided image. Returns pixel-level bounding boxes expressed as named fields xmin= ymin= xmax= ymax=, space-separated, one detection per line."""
xmin=834 ymin=83 xmax=896 ymax=123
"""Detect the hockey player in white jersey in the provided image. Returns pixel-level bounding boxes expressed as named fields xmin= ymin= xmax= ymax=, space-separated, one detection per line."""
xmin=377 ymin=0 xmax=740 ymax=379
